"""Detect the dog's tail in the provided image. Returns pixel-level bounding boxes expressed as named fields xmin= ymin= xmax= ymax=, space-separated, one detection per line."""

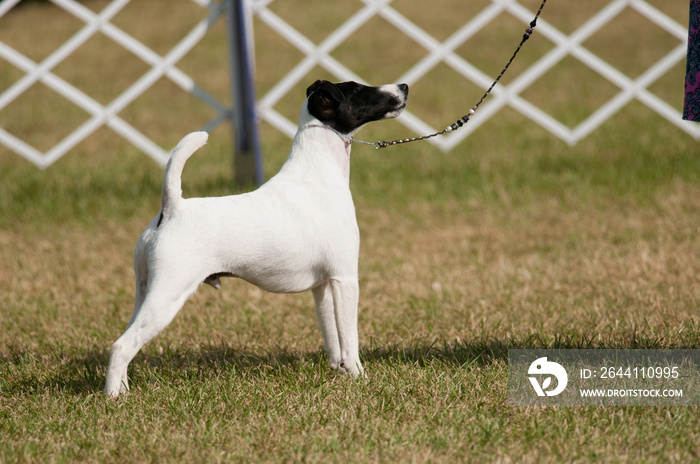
xmin=161 ymin=131 xmax=209 ymax=217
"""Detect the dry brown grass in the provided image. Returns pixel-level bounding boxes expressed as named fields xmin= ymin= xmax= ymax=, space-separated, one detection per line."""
xmin=2 ymin=179 xmax=698 ymax=354
xmin=1 ymin=0 xmax=699 ymax=462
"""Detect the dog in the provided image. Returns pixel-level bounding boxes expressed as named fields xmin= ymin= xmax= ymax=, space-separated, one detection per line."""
xmin=104 ymin=80 xmax=408 ymax=396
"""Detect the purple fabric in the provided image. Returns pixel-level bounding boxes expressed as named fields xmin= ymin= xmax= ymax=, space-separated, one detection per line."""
xmin=684 ymin=0 xmax=700 ymax=121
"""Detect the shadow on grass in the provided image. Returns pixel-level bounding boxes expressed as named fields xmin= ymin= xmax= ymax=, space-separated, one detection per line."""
xmin=2 ymin=329 xmax=699 ymax=397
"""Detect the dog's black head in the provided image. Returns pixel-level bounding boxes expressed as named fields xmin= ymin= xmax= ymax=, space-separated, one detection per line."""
xmin=305 ymin=80 xmax=408 ymax=135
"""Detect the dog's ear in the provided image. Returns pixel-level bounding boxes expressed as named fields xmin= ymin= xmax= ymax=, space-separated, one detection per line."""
xmin=306 ymin=80 xmax=344 ymax=107
xmin=319 ymin=81 xmax=344 ymax=104
xmin=306 ymin=80 xmax=322 ymax=97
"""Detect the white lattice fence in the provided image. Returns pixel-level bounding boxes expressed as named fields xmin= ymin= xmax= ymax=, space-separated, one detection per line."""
xmin=0 ymin=0 xmax=229 ymax=168
xmin=0 ymin=0 xmax=697 ymax=169
xmin=252 ymin=0 xmax=700 ymax=149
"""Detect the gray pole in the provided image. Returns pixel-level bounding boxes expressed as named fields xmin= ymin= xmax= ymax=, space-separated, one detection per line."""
xmin=227 ymin=0 xmax=264 ymax=187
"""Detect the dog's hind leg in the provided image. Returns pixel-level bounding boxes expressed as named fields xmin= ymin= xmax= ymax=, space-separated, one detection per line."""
xmin=329 ymin=278 xmax=364 ymax=377
xmin=104 ymin=239 xmax=150 ymax=394
xmin=313 ymin=282 xmax=341 ymax=371
xmin=104 ymin=278 xmax=199 ymax=397
xmin=126 ymin=240 xmax=149 ymax=329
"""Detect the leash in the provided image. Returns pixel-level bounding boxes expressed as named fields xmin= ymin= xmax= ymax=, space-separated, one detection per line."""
xmin=351 ymin=0 xmax=548 ymax=150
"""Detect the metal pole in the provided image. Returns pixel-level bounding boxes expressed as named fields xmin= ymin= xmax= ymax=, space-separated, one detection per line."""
xmin=227 ymin=0 xmax=264 ymax=186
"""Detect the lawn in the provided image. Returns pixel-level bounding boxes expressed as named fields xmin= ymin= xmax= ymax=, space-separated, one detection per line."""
xmin=1 ymin=0 xmax=699 ymax=462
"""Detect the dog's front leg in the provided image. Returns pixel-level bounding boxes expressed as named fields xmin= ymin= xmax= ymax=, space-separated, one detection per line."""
xmin=313 ymin=282 xmax=341 ymax=370
xmin=329 ymin=278 xmax=364 ymax=377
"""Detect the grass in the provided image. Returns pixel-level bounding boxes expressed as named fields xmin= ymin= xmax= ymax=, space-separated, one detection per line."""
xmin=1 ymin=0 xmax=699 ymax=462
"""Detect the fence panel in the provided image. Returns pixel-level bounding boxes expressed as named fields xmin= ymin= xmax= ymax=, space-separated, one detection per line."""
xmin=251 ymin=0 xmax=699 ymax=150
xmin=0 ymin=0 xmax=697 ymax=169
xmin=0 ymin=0 xmax=229 ymax=168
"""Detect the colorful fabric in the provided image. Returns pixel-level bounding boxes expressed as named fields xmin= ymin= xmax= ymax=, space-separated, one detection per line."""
xmin=684 ymin=0 xmax=700 ymax=121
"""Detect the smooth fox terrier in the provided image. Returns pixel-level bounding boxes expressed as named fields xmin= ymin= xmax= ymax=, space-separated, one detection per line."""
xmin=104 ymin=80 xmax=408 ymax=396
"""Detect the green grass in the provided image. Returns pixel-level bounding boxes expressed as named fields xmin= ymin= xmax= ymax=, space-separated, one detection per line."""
xmin=1 ymin=0 xmax=699 ymax=462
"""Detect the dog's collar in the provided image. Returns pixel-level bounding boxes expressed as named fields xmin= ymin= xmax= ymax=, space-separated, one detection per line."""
xmin=306 ymin=124 xmax=380 ymax=149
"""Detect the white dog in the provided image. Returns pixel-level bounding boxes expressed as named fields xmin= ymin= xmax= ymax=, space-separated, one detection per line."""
xmin=104 ymin=80 xmax=408 ymax=396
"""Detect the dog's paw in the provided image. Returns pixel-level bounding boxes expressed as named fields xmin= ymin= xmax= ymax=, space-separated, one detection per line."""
xmin=103 ymin=386 xmax=125 ymax=398
xmin=104 ymin=378 xmax=129 ymax=398
xmin=337 ymin=360 xmax=365 ymax=378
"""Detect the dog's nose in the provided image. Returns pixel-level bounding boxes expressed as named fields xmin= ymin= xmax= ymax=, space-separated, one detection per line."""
xmin=398 ymin=83 xmax=409 ymax=96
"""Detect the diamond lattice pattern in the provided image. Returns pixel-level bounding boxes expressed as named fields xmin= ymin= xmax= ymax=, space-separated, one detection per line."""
xmin=0 ymin=0 xmax=227 ymax=168
xmin=253 ymin=0 xmax=699 ymax=150
xmin=0 ymin=0 xmax=697 ymax=168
